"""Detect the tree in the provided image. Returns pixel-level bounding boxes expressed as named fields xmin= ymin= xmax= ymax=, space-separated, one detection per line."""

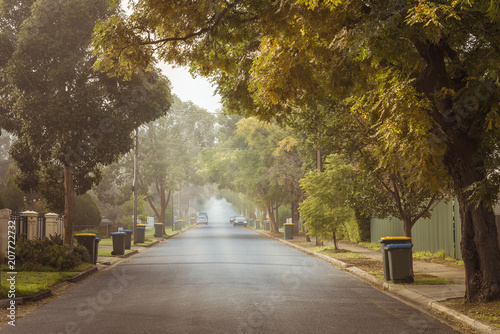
xmin=200 ymin=117 xmax=299 ymax=233
xmin=1 ymin=0 xmax=171 ymax=246
xmin=92 ymin=0 xmax=500 ymax=302
xmin=75 ymin=193 xmax=101 ymax=227
xmin=300 ymin=155 xmax=357 ymax=249
xmin=121 ymin=194 xmax=148 ymax=229
xmin=139 ymin=96 xmax=216 ymax=231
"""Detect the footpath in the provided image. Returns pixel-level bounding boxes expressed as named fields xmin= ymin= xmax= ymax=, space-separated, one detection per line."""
xmin=256 ymin=230 xmax=499 ymax=334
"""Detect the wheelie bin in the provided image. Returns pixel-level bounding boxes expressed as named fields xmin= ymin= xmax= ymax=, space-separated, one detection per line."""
xmin=136 ymin=224 xmax=146 ymax=243
xmin=122 ymin=230 xmax=132 ymax=249
xmin=284 ymin=223 xmax=294 ymax=240
xmin=74 ymin=233 xmax=96 ymax=263
xmin=379 ymin=236 xmax=411 ymax=281
xmin=110 ymin=231 xmax=126 ymax=256
xmin=154 ymin=223 xmax=164 ymax=237
xmin=94 ymin=237 xmax=100 ymax=264
xmin=385 ymin=243 xmax=414 ymax=283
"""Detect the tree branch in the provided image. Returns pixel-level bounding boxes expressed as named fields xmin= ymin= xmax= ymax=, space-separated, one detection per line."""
xmin=140 ymin=0 xmax=246 ymax=46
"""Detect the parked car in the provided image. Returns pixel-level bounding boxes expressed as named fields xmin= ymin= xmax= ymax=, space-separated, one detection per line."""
xmin=196 ymin=215 xmax=208 ymax=225
xmin=229 ymin=216 xmax=236 ymax=224
xmin=233 ymin=216 xmax=248 ymax=226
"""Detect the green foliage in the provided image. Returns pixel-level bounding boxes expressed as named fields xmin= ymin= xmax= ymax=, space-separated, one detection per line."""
xmin=136 ymin=96 xmax=216 ymax=225
xmin=199 ymin=116 xmax=301 ymax=230
xmin=299 ymin=154 xmax=360 ymax=241
xmin=15 ymin=234 xmax=90 ymax=271
xmin=75 ymin=193 xmax=101 ymax=227
xmin=121 ymin=194 xmax=148 ymax=229
xmin=77 ymin=228 xmax=107 ymax=239
xmin=1 ymin=0 xmax=171 ymax=231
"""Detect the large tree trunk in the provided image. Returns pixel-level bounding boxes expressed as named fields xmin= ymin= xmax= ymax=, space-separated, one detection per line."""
xmin=414 ymin=39 xmax=500 ymax=301
xmin=445 ymin=139 xmax=500 ymax=302
xmin=266 ymin=203 xmax=279 ymax=233
xmin=63 ymin=163 xmax=75 ymax=247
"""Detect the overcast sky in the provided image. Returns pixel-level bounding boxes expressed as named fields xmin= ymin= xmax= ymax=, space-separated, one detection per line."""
xmin=159 ymin=64 xmax=222 ymax=114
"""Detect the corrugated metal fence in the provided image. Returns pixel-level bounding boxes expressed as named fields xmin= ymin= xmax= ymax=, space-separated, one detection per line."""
xmin=370 ymin=200 xmax=462 ymax=259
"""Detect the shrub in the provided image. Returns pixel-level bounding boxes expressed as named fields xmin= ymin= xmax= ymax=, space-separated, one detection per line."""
xmin=77 ymin=228 xmax=107 ymax=239
xmin=15 ymin=234 xmax=90 ymax=271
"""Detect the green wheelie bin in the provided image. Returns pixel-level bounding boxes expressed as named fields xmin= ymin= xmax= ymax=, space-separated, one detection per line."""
xmin=284 ymin=223 xmax=294 ymax=240
xmin=379 ymin=236 xmax=411 ymax=281
xmin=74 ymin=233 xmax=96 ymax=264
xmin=110 ymin=232 xmax=126 ymax=256
xmin=385 ymin=243 xmax=414 ymax=283
xmin=154 ymin=223 xmax=164 ymax=237
xmin=136 ymin=224 xmax=146 ymax=243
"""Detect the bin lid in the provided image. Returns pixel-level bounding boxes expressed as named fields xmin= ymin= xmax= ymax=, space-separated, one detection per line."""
xmin=137 ymin=224 xmax=146 ymax=227
xmin=110 ymin=232 xmax=125 ymax=236
xmin=284 ymin=223 xmax=294 ymax=225
xmin=122 ymin=229 xmax=132 ymax=233
xmin=379 ymin=236 xmax=411 ymax=243
xmin=74 ymin=233 xmax=96 ymax=237
xmin=136 ymin=226 xmax=146 ymax=230
xmin=385 ymin=243 xmax=413 ymax=249
xmin=154 ymin=223 xmax=164 ymax=225
xmin=380 ymin=236 xmax=411 ymax=240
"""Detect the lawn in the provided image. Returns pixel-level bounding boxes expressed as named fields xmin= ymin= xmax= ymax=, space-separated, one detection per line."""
xmin=98 ymin=248 xmax=137 ymax=257
xmin=0 ymin=263 xmax=94 ymax=298
xmin=97 ymin=225 xmax=191 ymax=246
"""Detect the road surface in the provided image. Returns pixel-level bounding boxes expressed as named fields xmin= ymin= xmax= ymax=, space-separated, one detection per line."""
xmin=1 ymin=219 xmax=462 ymax=333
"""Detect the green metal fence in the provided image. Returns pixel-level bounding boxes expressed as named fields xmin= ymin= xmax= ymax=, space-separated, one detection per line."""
xmin=370 ymin=200 xmax=462 ymax=259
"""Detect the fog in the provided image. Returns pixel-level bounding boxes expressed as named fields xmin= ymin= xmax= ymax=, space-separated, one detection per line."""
xmin=199 ymin=197 xmax=238 ymax=224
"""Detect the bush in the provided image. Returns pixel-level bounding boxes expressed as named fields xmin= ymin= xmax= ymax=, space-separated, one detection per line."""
xmin=15 ymin=234 xmax=90 ymax=271
xmin=78 ymin=228 xmax=107 ymax=239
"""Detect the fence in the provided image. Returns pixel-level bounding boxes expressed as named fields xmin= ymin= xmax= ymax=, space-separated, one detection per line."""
xmin=370 ymin=200 xmax=462 ymax=259
xmin=37 ymin=213 xmax=46 ymax=239
xmin=10 ymin=212 xmax=28 ymax=240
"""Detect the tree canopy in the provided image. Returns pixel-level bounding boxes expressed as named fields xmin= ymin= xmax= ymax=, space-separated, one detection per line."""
xmin=1 ymin=0 xmax=171 ymax=245
xmin=92 ymin=0 xmax=500 ymax=302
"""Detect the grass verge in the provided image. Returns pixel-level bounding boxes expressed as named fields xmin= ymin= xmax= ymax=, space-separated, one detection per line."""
xmin=0 ymin=263 xmax=94 ymax=298
xmin=443 ymin=298 xmax=500 ymax=328
xmin=98 ymin=248 xmax=136 ymax=257
xmin=97 ymin=225 xmax=191 ymax=246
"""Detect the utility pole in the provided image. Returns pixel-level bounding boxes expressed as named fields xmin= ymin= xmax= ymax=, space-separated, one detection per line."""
xmin=133 ymin=127 xmax=138 ymax=244
xmin=171 ymin=191 xmax=174 ymax=231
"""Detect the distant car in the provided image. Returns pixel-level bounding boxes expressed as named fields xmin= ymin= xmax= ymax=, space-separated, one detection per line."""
xmin=199 ymin=212 xmax=208 ymax=220
xmin=196 ymin=215 xmax=208 ymax=225
xmin=233 ymin=216 xmax=248 ymax=226
xmin=229 ymin=216 xmax=236 ymax=224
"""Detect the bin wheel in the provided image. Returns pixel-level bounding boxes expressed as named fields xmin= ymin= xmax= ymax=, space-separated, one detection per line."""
xmin=404 ymin=275 xmax=414 ymax=284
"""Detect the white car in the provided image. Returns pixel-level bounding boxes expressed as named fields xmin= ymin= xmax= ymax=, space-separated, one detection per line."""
xmin=196 ymin=215 xmax=208 ymax=225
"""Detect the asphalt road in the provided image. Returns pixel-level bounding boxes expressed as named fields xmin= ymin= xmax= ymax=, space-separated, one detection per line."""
xmin=1 ymin=222 xmax=462 ymax=334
